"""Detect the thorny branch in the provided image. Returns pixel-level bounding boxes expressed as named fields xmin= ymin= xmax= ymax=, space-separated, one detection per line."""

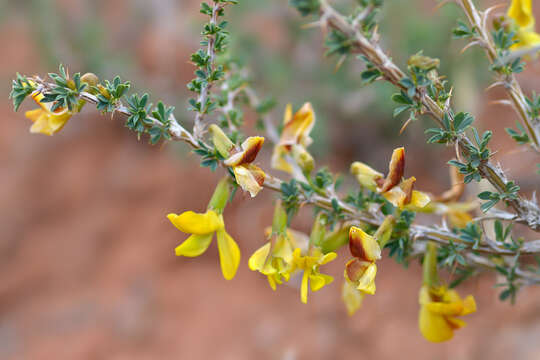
xmin=318 ymin=0 xmax=540 ymax=232
xmin=458 ymin=0 xmax=540 ymax=152
xmin=28 ymin=73 xmax=540 ymax=285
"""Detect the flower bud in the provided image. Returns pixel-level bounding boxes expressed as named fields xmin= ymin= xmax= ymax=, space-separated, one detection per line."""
xmin=309 ymin=213 xmax=327 ymax=248
xmin=408 ymin=53 xmax=440 ymax=71
xmin=373 ymin=215 xmax=395 ymax=248
xmin=272 ymin=200 xmax=288 ymax=235
xmin=81 ymin=73 xmax=99 ymax=87
xmin=349 ymin=226 xmax=381 ymax=262
xmin=207 ymin=177 xmax=231 ymax=213
xmin=350 ymin=161 xmax=384 ymax=191
xmin=291 ymin=144 xmax=314 ymax=173
xmin=209 ymin=124 xmax=235 ymax=158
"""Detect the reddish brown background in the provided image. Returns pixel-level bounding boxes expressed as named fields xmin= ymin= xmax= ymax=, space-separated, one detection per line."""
xmin=2 ymin=0 xmax=540 ymax=359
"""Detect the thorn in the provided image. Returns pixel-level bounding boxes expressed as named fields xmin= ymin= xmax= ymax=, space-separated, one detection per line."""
xmin=489 ymin=99 xmax=513 ymax=107
xmin=399 ymin=117 xmax=413 ymax=135
xmin=334 ymin=55 xmax=347 ymax=72
xmin=460 ymin=40 xmax=481 ymax=54
xmin=482 ymin=4 xmax=506 ymax=31
xmin=433 ymin=0 xmax=453 ymax=12
xmin=485 ymin=81 xmax=505 ymax=92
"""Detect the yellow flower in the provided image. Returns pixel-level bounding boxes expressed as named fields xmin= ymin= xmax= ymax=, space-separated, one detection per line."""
xmin=248 ymin=228 xmax=310 ymax=290
xmin=272 ymin=103 xmax=315 ymax=173
xmin=351 ymin=148 xmax=430 ymax=210
xmin=292 ymin=247 xmax=336 ymax=304
xmin=507 ymin=0 xmax=540 ymax=50
xmin=419 ymin=285 xmax=477 ymax=342
xmin=343 ymin=225 xmax=388 ymax=315
xmin=167 ymin=209 xmax=240 ymax=280
xmin=25 ymin=92 xmax=73 ymax=136
xmin=382 ymin=176 xmax=431 ymax=211
xmin=223 ymin=136 xmax=266 ymax=197
xmin=508 ymin=0 xmax=534 ymax=29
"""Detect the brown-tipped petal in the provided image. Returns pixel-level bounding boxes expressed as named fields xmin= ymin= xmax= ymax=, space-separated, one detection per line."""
xmin=280 ymin=102 xmax=315 ymax=148
xmin=349 ymin=226 xmax=381 ymax=262
xmin=345 ymin=258 xmax=373 ymax=282
xmin=380 ymin=147 xmax=405 ymax=193
xmin=224 ymin=136 xmax=264 ymax=166
xmin=400 ymin=176 xmax=416 ymax=205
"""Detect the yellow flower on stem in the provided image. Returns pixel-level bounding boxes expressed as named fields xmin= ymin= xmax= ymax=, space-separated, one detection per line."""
xmin=419 ymin=285 xmax=477 ymax=342
xmin=248 ymin=201 xmax=305 ymax=290
xmin=292 ymin=247 xmax=336 ymax=304
xmin=220 ymin=133 xmax=266 ymax=198
xmin=419 ymin=242 xmax=477 ymax=342
xmin=25 ymin=92 xmax=74 ymax=136
xmin=351 ymin=147 xmax=430 ymax=210
xmin=167 ymin=178 xmax=241 ymax=280
xmin=342 ymin=223 xmax=392 ymax=315
xmin=507 ymin=0 xmax=540 ymax=50
xmin=271 ymin=103 xmax=315 ymax=174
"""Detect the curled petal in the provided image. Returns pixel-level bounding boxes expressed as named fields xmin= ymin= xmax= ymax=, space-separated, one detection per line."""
xmin=167 ymin=210 xmax=222 ymax=235
xmin=232 ymin=164 xmax=265 ymax=197
xmin=380 ymin=147 xmax=405 ymax=193
xmin=349 ymin=227 xmax=381 ymax=262
xmin=216 ymin=229 xmax=241 ymax=280
xmin=175 ymin=233 xmax=213 ymax=257
xmin=224 ymin=136 xmax=265 ymax=167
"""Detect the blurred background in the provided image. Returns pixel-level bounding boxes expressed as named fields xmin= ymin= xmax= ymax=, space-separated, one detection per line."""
xmin=2 ymin=0 xmax=540 ymax=359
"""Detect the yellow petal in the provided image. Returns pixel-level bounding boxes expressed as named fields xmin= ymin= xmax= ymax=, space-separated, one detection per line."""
xmin=425 ymin=301 xmax=464 ymax=317
xmin=283 ymin=103 xmax=293 ymax=125
xmin=320 ymin=251 xmax=337 ymax=265
xmin=356 ymin=262 xmax=377 ymax=295
xmin=216 ymin=229 xmax=241 ymax=280
xmin=508 ymin=0 xmax=534 ymax=28
xmin=349 ymin=226 xmax=381 ymax=262
xmin=461 ymin=295 xmax=477 ymax=316
xmin=25 ymin=108 xmax=44 ymax=122
xmin=271 ymin=145 xmax=294 ymax=173
xmin=342 ymin=279 xmax=364 ymax=316
xmin=280 ymin=102 xmax=315 ymax=148
xmin=248 ymin=242 xmax=271 ymax=271
xmin=167 ymin=210 xmax=222 ymax=235
xmin=404 ymin=190 xmax=431 ymax=210
xmin=419 ymin=306 xmax=454 ymax=342
xmin=446 ymin=317 xmax=467 ymax=329
xmin=300 ymin=270 xmax=310 ymax=304
xmin=175 ymin=233 xmax=213 ymax=257
xmin=267 ymin=275 xmax=277 ymax=291
xmin=310 ymin=273 xmax=333 ymax=292
xmin=232 ymin=164 xmax=265 ymax=197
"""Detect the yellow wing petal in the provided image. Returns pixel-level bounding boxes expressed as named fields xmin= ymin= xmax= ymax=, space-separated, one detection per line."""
xmin=175 ymin=233 xmax=213 ymax=257
xmin=248 ymin=242 xmax=271 ymax=272
xmin=167 ymin=210 xmax=222 ymax=235
xmin=342 ymin=280 xmax=364 ymax=316
xmin=216 ymin=230 xmax=241 ymax=280
xmin=419 ymin=306 xmax=454 ymax=342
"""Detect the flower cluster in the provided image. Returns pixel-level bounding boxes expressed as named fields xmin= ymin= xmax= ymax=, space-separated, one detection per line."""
xmin=10 ymin=0 xmax=540 ymax=346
